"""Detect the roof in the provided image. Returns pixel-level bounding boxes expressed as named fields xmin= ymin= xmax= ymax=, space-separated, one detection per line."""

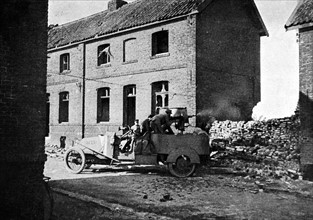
xmin=48 ymin=0 xmax=267 ymax=50
xmin=285 ymin=0 xmax=313 ymax=30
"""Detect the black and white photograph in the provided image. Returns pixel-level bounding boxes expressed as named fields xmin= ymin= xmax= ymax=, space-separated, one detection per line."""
xmin=1 ymin=0 xmax=313 ymax=219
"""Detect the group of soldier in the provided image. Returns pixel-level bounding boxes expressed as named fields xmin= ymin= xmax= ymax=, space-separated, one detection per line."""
xmin=131 ymin=108 xmax=174 ymax=138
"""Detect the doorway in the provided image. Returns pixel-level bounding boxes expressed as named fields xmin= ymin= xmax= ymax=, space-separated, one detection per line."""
xmin=123 ymin=85 xmax=136 ymax=127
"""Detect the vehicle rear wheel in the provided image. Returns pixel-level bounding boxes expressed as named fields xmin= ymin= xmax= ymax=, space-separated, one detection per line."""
xmin=168 ymin=155 xmax=196 ymax=178
xmin=64 ymin=147 xmax=86 ymax=174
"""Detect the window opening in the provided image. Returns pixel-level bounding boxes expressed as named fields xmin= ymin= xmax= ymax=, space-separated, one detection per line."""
xmin=98 ymin=44 xmax=111 ymax=66
xmin=97 ymin=88 xmax=110 ymax=122
xmin=152 ymin=30 xmax=169 ymax=56
xmin=123 ymin=85 xmax=136 ymax=127
xmin=151 ymin=81 xmax=169 ymax=114
xmin=59 ymin=92 xmax=69 ymax=123
xmin=60 ymin=53 xmax=70 ymax=73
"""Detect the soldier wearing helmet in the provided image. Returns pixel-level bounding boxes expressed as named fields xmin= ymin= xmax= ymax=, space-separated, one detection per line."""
xmin=150 ymin=108 xmax=174 ymax=134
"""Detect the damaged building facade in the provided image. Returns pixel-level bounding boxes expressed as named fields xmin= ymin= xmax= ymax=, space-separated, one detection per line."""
xmin=47 ymin=0 xmax=267 ymax=146
xmin=286 ymin=0 xmax=313 ymax=180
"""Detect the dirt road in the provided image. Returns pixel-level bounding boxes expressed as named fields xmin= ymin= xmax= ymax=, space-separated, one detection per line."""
xmin=45 ymin=155 xmax=313 ymax=220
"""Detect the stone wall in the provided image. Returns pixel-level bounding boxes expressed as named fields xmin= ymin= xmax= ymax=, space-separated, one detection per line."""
xmin=210 ymin=115 xmax=302 ymax=179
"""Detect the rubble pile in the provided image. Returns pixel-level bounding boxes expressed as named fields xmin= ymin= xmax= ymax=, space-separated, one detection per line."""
xmin=45 ymin=145 xmax=66 ymax=159
xmin=209 ymin=115 xmax=301 ymax=179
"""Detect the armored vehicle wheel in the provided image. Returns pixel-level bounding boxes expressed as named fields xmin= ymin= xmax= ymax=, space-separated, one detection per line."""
xmin=64 ymin=147 xmax=86 ymax=174
xmin=168 ymin=155 xmax=196 ymax=178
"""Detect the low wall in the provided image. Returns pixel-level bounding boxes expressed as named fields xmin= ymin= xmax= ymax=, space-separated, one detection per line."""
xmin=209 ymin=115 xmax=301 ymax=179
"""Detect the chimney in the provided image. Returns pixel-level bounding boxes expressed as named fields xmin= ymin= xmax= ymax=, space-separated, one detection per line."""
xmin=108 ymin=0 xmax=127 ymax=11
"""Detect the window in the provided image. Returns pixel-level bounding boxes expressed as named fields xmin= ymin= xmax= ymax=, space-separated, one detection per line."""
xmin=151 ymin=81 xmax=169 ymax=114
xmin=152 ymin=30 xmax=169 ymax=56
xmin=98 ymin=44 xmax=111 ymax=66
xmin=123 ymin=38 xmax=137 ymax=63
xmin=59 ymin=92 xmax=69 ymax=123
xmin=97 ymin=88 xmax=110 ymax=122
xmin=60 ymin=53 xmax=70 ymax=73
xmin=123 ymin=85 xmax=136 ymax=127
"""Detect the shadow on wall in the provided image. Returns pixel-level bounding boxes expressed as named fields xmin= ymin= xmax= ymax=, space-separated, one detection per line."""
xmin=299 ymin=91 xmax=313 ymax=135
xmin=299 ymin=91 xmax=313 ymax=181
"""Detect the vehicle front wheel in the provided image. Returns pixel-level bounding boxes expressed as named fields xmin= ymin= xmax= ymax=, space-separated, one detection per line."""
xmin=168 ymin=155 xmax=196 ymax=178
xmin=64 ymin=147 xmax=86 ymax=174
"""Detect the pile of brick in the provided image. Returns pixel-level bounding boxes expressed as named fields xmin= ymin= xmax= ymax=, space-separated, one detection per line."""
xmin=209 ymin=115 xmax=301 ymax=179
xmin=45 ymin=145 xmax=66 ymax=160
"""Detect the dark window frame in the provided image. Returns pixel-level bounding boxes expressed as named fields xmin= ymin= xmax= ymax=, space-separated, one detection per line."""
xmin=60 ymin=53 xmax=70 ymax=73
xmin=97 ymin=87 xmax=110 ymax=123
xmin=152 ymin=30 xmax=169 ymax=56
xmin=98 ymin=44 xmax=111 ymax=66
xmin=59 ymin=91 xmax=69 ymax=123
xmin=151 ymin=81 xmax=169 ymax=114
xmin=123 ymin=85 xmax=136 ymax=127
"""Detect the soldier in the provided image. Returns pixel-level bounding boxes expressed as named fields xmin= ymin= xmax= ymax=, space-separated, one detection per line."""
xmin=150 ymin=108 xmax=174 ymax=134
xmin=141 ymin=114 xmax=154 ymax=135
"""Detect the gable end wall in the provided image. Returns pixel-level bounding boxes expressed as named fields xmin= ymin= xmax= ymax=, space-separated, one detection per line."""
xmin=196 ymin=0 xmax=261 ymax=121
xmin=298 ymin=27 xmax=313 ymax=179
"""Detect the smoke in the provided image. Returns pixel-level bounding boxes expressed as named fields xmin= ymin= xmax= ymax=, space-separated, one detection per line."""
xmin=197 ymin=96 xmax=244 ymax=122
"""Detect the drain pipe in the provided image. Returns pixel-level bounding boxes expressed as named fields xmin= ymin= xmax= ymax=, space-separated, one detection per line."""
xmin=82 ymin=43 xmax=86 ymax=139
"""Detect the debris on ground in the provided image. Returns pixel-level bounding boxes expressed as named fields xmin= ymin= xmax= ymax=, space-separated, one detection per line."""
xmin=160 ymin=193 xmax=173 ymax=202
xmin=44 ymin=114 xmax=306 ymax=189
xmin=45 ymin=144 xmax=66 ymax=160
xmin=209 ymin=115 xmax=302 ymax=180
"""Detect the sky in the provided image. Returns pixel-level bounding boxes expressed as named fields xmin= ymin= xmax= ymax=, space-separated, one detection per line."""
xmin=48 ymin=0 xmax=299 ymax=120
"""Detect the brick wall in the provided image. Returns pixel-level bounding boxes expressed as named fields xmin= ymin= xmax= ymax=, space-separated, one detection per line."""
xmin=298 ymin=27 xmax=313 ymax=180
xmin=47 ymin=19 xmax=197 ymax=145
xmin=46 ymin=1 xmax=263 ymax=146
xmin=0 ymin=0 xmax=48 ymax=218
xmin=196 ymin=0 xmax=261 ymax=121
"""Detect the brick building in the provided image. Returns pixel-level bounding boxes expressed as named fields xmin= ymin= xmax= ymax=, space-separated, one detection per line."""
xmin=0 ymin=0 xmax=48 ymax=218
xmin=47 ymin=0 xmax=267 ymax=146
xmin=286 ymin=0 xmax=313 ymax=180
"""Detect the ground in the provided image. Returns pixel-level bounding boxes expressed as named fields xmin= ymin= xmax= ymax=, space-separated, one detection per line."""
xmin=44 ymin=151 xmax=313 ymax=220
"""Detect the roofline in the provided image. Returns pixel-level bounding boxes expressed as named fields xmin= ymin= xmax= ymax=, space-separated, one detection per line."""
xmin=196 ymin=0 xmax=214 ymax=13
xmin=48 ymin=0 xmax=139 ymax=28
xmin=251 ymin=0 xmax=268 ymax=37
xmin=285 ymin=22 xmax=313 ymax=31
xmin=285 ymin=0 xmax=304 ymax=31
xmin=49 ymin=10 xmax=105 ymax=29
xmin=197 ymin=0 xmax=268 ymax=37
xmin=47 ymin=11 xmax=199 ymax=52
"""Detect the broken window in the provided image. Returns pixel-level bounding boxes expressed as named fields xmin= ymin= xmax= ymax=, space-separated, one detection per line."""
xmin=152 ymin=30 xmax=169 ymax=56
xmin=123 ymin=85 xmax=136 ymax=127
xmin=98 ymin=44 xmax=111 ymax=66
xmin=151 ymin=81 xmax=169 ymax=114
xmin=97 ymin=88 xmax=110 ymax=122
xmin=60 ymin=53 xmax=70 ymax=73
xmin=59 ymin=92 xmax=69 ymax=123
xmin=123 ymin=38 xmax=137 ymax=63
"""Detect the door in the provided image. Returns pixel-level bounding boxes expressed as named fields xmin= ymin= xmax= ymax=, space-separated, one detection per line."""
xmin=123 ymin=85 xmax=136 ymax=127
